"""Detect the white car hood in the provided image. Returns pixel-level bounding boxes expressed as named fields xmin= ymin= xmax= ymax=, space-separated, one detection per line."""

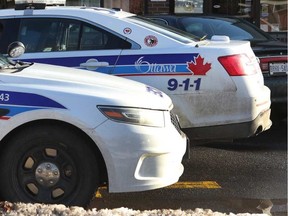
xmin=2 ymin=63 xmax=173 ymax=110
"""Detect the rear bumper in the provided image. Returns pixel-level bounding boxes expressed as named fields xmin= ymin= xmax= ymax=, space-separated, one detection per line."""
xmin=183 ymin=108 xmax=272 ymax=141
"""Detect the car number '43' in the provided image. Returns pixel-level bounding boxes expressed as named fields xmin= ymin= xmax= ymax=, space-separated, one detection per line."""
xmin=0 ymin=93 xmax=9 ymax=102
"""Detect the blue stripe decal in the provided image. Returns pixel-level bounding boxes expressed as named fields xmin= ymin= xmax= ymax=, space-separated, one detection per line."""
xmin=20 ymin=53 xmax=199 ymax=75
xmin=0 ymin=91 xmax=66 ymax=108
xmin=0 ymin=91 xmax=66 ymax=119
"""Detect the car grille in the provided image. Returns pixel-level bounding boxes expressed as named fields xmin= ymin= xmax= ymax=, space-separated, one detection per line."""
xmin=170 ymin=112 xmax=182 ymax=134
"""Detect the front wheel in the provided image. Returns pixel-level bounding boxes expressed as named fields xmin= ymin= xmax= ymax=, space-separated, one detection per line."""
xmin=0 ymin=124 xmax=100 ymax=207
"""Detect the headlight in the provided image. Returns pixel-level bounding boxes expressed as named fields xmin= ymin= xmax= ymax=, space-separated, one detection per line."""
xmin=97 ymin=106 xmax=165 ymax=127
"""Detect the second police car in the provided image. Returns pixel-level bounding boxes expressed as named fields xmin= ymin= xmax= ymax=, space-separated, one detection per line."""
xmin=0 ymin=3 xmax=272 ymax=141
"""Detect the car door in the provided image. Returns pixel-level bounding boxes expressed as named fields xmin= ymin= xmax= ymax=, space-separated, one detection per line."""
xmin=13 ymin=17 xmax=132 ymax=74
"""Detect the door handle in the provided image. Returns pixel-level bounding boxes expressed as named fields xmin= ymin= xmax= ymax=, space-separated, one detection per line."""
xmin=80 ymin=59 xmax=109 ymax=70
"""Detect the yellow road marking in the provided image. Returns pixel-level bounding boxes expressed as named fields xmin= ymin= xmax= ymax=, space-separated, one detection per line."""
xmin=95 ymin=190 xmax=103 ymax=198
xmin=167 ymin=181 xmax=221 ymax=189
xmin=95 ymin=181 xmax=221 ymax=198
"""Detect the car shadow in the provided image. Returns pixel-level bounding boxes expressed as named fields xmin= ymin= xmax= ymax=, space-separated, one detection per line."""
xmin=197 ymin=118 xmax=287 ymax=151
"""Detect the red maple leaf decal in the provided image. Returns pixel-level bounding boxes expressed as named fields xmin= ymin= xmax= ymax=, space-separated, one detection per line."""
xmin=187 ymin=55 xmax=212 ymax=75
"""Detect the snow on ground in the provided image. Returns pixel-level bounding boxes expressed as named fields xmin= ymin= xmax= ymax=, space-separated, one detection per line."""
xmin=0 ymin=201 xmax=269 ymax=216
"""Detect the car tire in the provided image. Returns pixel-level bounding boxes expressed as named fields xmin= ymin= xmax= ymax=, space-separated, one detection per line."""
xmin=0 ymin=124 xmax=100 ymax=207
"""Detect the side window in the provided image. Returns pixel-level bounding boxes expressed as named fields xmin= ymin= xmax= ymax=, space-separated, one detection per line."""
xmin=66 ymin=24 xmax=81 ymax=51
xmin=17 ymin=18 xmax=132 ymax=53
xmin=80 ymin=23 xmax=132 ymax=50
xmin=19 ymin=19 xmax=50 ymax=52
xmin=0 ymin=19 xmax=20 ymax=54
xmin=80 ymin=25 xmax=108 ymax=50
xmin=19 ymin=19 xmax=81 ymax=53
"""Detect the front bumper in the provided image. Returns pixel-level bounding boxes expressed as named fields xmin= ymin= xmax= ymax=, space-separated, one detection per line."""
xmin=93 ymin=118 xmax=188 ymax=193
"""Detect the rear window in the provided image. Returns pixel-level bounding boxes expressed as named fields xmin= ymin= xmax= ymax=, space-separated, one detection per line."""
xmin=179 ymin=17 xmax=268 ymax=41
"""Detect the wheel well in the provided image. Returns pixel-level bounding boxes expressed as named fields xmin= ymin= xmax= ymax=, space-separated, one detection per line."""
xmin=0 ymin=119 xmax=108 ymax=185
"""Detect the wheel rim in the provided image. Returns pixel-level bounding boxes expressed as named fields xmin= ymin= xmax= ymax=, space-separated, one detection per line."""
xmin=35 ymin=162 xmax=60 ymax=187
xmin=17 ymin=146 xmax=78 ymax=203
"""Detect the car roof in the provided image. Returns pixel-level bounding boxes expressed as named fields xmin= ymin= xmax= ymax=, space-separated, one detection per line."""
xmin=0 ymin=5 xmax=135 ymax=19
xmin=0 ymin=6 xmax=199 ymax=49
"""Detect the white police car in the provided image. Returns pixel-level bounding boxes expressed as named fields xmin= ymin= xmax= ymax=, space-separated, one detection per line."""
xmin=0 ymin=3 xmax=272 ymax=141
xmin=0 ymin=42 xmax=187 ymax=207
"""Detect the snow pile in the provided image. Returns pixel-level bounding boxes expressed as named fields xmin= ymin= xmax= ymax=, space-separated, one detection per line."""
xmin=0 ymin=201 xmax=269 ymax=216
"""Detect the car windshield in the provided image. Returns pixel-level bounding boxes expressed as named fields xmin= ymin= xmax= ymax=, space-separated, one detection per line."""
xmin=127 ymin=16 xmax=199 ymax=43
xmin=179 ymin=17 xmax=269 ymax=42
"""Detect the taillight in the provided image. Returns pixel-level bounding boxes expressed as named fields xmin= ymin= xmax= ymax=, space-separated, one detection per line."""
xmin=218 ymin=54 xmax=259 ymax=76
xmin=260 ymin=62 xmax=269 ymax=73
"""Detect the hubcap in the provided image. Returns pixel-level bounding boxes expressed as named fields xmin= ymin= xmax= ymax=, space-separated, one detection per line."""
xmin=35 ymin=162 xmax=60 ymax=187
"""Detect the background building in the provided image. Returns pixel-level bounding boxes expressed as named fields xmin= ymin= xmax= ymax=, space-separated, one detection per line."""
xmin=1 ymin=0 xmax=287 ymax=41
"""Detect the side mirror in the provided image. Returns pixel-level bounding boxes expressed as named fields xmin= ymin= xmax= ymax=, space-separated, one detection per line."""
xmin=7 ymin=41 xmax=25 ymax=58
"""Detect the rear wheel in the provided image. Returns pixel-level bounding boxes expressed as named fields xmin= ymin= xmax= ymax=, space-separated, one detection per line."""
xmin=0 ymin=124 xmax=100 ymax=207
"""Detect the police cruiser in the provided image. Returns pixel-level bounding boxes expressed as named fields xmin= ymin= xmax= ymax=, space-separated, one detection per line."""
xmin=0 ymin=1 xmax=272 ymax=142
